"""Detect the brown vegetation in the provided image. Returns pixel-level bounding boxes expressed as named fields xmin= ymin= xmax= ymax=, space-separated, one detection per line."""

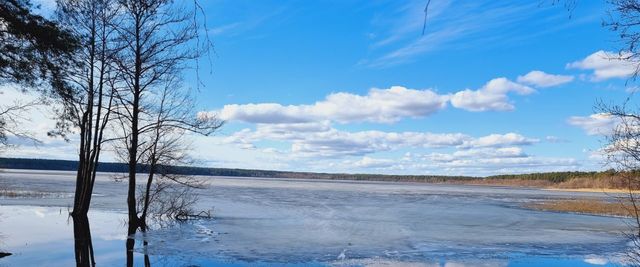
xmin=458 ymin=174 xmax=640 ymax=192
xmin=0 ymin=189 xmax=48 ymax=198
xmin=458 ymin=178 xmax=556 ymax=188
xmin=528 ymin=199 xmax=633 ymax=217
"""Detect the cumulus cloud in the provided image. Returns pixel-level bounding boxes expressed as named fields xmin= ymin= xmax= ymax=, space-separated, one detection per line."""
xmin=545 ymin=136 xmax=568 ymax=143
xmin=202 ymin=121 xmax=569 ymax=175
xmin=395 ymin=150 xmax=579 ymax=176
xmin=213 ymin=77 xmax=552 ymax=127
xmin=305 ymin=145 xmax=576 ymax=176
xmin=450 ymin=78 xmax=534 ymax=112
xmin=567 ymin=113 xmax=617 ymax=136
xmin=218 ymin=103 xmax=312 ymax=124
xmin=352 ymin=157 xmax=395 ymax=168
xmin=452 ymin=147 xmax=527 ymax=159
xmin=227 ymin=126 xmax=472 ymax=157
xmin=583 ymin=256 xmax=608 ymax=265
xmin=223 ymin=123 xmax=539 ymax=159
xmin=215 ymin=86 xmax=449 ymax=124
xmin=276 ymin=129 xmax=471 ymax=157
xmin=567 ymin=50 xmax=636 ymax=81
xmin=516 ymin=70 xmax=574 ymax=87
xmin=459 ymin=133 xmax=539 ymax=148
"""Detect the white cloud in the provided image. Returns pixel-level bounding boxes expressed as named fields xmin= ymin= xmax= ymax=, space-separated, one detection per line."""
xmin=545 ymin=136 xmax=568 ymax=143
xmin=450 ymin=78 xmax=534 ymax=112
xmin=213 ymin=76 xmax=553 ymax=127
xmin=192 ymin=123 xmax=575 ymax=175
xmin=352 ymin=157 xmax=395 ymax=168
xmin=566 ymin=50 xmax=636 ymax=81
xmin=516 ymin=70 xmax=574 ymax=87
xmin=285 ymin=130 xmax=471 ymax=158
xmin=583 ymin=256 xmax=608 ymax=265
xmin=218 ymin=103 xmax=313 ymax=124
xmin=223 ymin=123 xmax=539 ymax=160
xmin=567 ymin=113 xmax=617 ymax=136
xmin=215 ymin=86 xmax=449 ymax=124
xmin=393 ymin=150 xmax=579 ymax=176
xmin=459 ymin=133 xmax=539 ymax=148
xmin=0 ymin=86 xmax=85 ymax=160
xmin=452 ymin=147 xmax=527 ymax=159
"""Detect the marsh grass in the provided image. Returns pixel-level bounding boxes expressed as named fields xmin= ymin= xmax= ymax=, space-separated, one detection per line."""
xmin=461 ymin=175 xmax=638 ymax=192
xmin=0 ymin=186 xmax=50 ymax=198
xmin=527 ymin=199 xmax=633 ymax=217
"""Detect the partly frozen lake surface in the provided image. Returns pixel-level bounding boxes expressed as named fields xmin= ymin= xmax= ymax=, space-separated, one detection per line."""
xmin=0 ymin=169 xmax=635 ymax=266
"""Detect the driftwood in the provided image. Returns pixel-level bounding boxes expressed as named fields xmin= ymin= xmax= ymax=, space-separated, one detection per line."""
xmin=175 ymin=210 xmax=213 ymax=221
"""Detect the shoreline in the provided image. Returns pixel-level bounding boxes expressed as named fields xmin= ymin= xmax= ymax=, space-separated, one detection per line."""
xmin=525 ymin=198 xmax=633 ymax=218
xmin=3 ymin=167 xmax=636 ymax=194
xmin=543 ymin=188 xmax=640 ymax=194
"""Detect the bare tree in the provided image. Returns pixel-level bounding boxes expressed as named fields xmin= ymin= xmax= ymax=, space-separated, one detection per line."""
xmin=107 ymin=1 xmax=220 ymax=264
xmin=110 ymin=0 xmax=218 ymax=229
xmin=55 ymin=0 xmax=119 ymax=217
xmin=597 ymin=99 xmax=640 ymax=265
xmin=127 ymin=78 xmax=220 ymax=230
xmin=112 ymin=0 xmax=189 ymax=230
xmin=0 ymin=98 xmax=40 ymax=151
xmin=606 ymin=0 xmax=640 ymax=79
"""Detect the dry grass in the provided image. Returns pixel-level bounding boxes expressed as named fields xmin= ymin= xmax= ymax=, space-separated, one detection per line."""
xmin=455 ymin=175 xmax=640 ymax=192
xmin=554 ymin=176 xmax=632 ymax=190
xmin=461 ymin=178 xmax=556 ymax=188
xmin=0 ymin=189 xmax=49 ymax=198
xmin=527 ymin=199 xmax=634 ymax=217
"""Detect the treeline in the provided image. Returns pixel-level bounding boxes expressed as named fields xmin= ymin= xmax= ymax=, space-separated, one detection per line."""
xmin=485 ymin=171 xmax=616 ymax=183
xmin=0 ymin=157 xmax=620 ymax=184
xmin=0 ymin=157 xmax=474 ymax=182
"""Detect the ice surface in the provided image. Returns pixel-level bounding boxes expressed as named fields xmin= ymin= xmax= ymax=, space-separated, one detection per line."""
xmin=0 ymin=169 xmax=634 ymax=266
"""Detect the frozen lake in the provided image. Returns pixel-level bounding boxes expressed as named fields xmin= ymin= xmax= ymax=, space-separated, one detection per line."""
xmin=0 ymin=169 xmax=634 ymax=266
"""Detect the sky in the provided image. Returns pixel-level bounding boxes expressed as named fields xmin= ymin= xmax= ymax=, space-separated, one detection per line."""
xmin=2 ymin=0 xmax=637 ymax=176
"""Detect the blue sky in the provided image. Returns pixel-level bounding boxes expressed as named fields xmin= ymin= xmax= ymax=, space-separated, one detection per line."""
xmin=5 ymin=0 xmax=637 ymax=176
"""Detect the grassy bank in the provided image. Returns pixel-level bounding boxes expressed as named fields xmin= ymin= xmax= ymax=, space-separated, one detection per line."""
xmin=467 ymin=172 xmax=640 ymax=192
xmin=527 ymin=199 xmax=634 ymax=217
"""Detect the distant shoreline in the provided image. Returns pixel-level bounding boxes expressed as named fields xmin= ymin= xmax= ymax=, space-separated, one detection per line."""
xmin=0 ymin=157 xmax=631 ymax=193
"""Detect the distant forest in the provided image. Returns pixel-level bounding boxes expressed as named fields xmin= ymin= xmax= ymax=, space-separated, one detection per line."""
xmin=0 ymin=157 xmax=611 ymax=184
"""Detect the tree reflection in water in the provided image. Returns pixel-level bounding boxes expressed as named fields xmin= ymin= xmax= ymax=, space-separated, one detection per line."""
xmin=126 ymin=224 xmax=152 ymax=267
xmin=74 ymin=215 xmax=150 ymax=267
xmin=72 ymin=215 xmax=95 ymax=267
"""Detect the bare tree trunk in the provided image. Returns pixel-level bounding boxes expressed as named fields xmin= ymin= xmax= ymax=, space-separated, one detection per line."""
xmin=140 ymin=159 xmax=156 ymax=230
xmin=57 ymin=0 xmax=117 ymax=218
xmin=126 ymin=6 xmax=143 ymax=230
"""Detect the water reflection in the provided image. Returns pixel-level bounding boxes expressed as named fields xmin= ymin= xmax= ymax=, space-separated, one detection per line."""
xmin=126 ymin=224 xmax=135 ymax=267
xmin=72 ymin=215 xmax=95 ymax=267
xmin=74 ymin=214 xmax=150 ymax=267
xmin=0 ymin=204 xmax=626 ymax=267
xmin=125 ymin=224 xmax=151 ymax=267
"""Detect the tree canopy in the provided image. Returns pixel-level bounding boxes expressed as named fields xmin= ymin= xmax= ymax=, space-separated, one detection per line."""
xmin=0 ymin=0 xmax=77 ymax=88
